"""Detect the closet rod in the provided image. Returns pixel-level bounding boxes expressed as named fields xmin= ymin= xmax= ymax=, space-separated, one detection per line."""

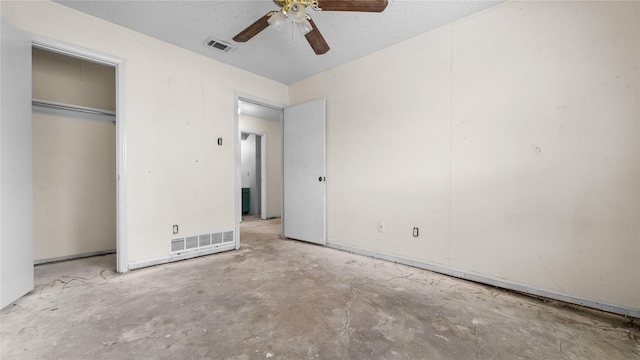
xmin=32 ymin=99 xmax=115 ymax=117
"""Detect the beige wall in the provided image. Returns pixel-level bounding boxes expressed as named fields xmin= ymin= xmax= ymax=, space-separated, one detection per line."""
xmin=240 ymin=114 xmax=282 ymax=219
xmin=33 ymin=47 xmax=116 ymax=111
xmin=290 ymin=1 xmax=640 ymax=310
xmin=4 ymin=0 xmax=638 ymax=312
xmin=32 ymin=48 xmax=116 ymax=261
xmin=1 ymin=1 xmax=288 ymax=263
xmin=33 ymin=114 xmax=116 ymax=260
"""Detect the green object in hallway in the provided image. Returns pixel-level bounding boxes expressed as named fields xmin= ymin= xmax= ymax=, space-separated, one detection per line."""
xmin=242 ymin=187 xmax=250 ymax=214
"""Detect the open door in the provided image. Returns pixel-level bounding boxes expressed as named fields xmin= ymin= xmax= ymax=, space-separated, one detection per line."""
xmin=1 ymin=17 xmax=34 ymax=308
xmin=283 ymin=98 xmax=326 ymax=245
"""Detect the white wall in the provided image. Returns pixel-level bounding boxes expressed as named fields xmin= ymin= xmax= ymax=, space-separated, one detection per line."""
xmin=240 ymin=133 xmax=259 ymax=215
xmin=241 ymin=134 xmax=256 ymax=189
xmin=1 ymin=1 xmax=288 ymax=264
xmin=240 ymin=114 xmax=282 ymax=219
xmin=290 ymin=1 xmax=640 ymax=311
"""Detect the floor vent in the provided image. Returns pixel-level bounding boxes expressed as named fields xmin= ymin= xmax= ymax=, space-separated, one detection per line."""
xmin=170 ymin=230 xmax=234 ymax=254
xmin=203 ymin=38 xmax=234 ymax=53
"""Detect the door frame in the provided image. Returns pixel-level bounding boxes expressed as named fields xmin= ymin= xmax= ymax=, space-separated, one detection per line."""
xmin=32 ymin=36 xmax=129 ymax=273
xmin=234 ymin=93 xmax=285 ymax=247
xmin=240 ymin=131 xmax=268 ymax=219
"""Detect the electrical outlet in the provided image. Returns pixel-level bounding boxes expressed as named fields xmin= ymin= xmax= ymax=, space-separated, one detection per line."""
xmin=173 ymin=225 xmax=179 ymax=235
xmin=413 ymin=227 xmax=419 ymax=237
xmin=378 ymin=222 xmax=385 ymax=233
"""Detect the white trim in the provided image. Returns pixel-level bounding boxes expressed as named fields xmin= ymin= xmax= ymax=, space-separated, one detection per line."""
xmin=326 ymin=242 xmax=640 ymax=318
xmin=116 ymin=59 xmax=128 ymax=273
xmin=281 ymin=105 xmax=285 ymax=239
xmin=32 ymin=39 xmax=118 ymax=68
xmin=234 ymin=94 xmax=241 ymax=248
xmin=260 ymin=133 xmax=267 ymax=219
xmin=128 ymin=243 xmax=235 ymax=270
xmin=34 ymin=249 xmax=116 ymax=265
xmin=31 ymin=35 xmax=129 ymax=274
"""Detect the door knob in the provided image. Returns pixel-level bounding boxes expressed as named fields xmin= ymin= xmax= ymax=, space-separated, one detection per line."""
xmin=318 ymin=177 xmax=325 ymax=182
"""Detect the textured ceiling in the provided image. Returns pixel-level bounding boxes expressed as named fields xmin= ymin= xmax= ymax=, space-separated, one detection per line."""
xmin=55 ymin=0 xmax=503 ymax=84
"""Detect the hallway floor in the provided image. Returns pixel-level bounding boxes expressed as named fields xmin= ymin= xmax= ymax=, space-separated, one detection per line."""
xmin=1 ymin=218 xmax=639 ymax=359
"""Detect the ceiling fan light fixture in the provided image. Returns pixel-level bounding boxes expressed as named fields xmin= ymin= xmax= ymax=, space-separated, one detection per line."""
xmin=296 ymin=18 xmax=313 ymax=35
xmin=290 ymin=2 xmax=307 ymax=22
xmin=267 ymin=11 xmax=286 ymax=27
xmin=234 ymin=0 xmax=389 ymax=55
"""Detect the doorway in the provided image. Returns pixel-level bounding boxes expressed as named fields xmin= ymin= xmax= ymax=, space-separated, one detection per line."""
xmin=31 ymin=38 xmax=128 ymax=274
xmin=241 ymin=132 xmax=265 ymax=219
xmin=234 ymin=95 xmax=326 ymax=247
xmin=32 ymin=47 xmax=117 ymax=266
xmin=235 ymin=95 xmax=284 ymax=245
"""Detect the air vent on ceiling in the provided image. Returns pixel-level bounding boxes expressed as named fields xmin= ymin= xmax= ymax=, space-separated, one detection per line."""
xmin=204 ymin=38 xmax=234 ymax=53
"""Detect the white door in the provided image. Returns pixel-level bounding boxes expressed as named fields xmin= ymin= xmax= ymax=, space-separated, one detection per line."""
xmin=1 ymin=18 xmax=34 ymax=308
xmin=283 ymin=98 xmax=326 ymax=245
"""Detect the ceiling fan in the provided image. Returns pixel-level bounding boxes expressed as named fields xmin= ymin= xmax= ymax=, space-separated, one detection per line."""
xmin=232 ymin=0 xmax=388 ymax=55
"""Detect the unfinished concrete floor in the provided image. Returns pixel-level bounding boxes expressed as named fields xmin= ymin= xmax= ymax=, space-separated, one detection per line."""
xmin=2 ymin=217 xmax=639 ymax=359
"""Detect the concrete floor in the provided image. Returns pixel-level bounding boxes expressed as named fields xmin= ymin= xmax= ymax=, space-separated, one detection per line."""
xmin=1 ymin=217 xmax=639 ymax=360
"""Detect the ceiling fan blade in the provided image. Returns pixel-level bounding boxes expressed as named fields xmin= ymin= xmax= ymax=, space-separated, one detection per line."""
xmin=233 ymin=13 xmax=271 ymax=42
xmin=305 ymin=18 xmax=330 ymax=55
xmin=316 ymin=0 xmax=388 ymax=12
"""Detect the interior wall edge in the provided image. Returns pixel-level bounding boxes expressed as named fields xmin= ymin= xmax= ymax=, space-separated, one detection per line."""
xmin=326 ymin=242 xmax=640 ymax=319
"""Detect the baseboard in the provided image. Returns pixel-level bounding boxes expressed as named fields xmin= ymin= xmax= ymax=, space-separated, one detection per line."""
xmin=326 ymin=242 xmax=639 ymax=319
xmin=128 ymin=243 xmax=236 ymax=271
xmin=34 ymin=249 xmax=116 ymax=265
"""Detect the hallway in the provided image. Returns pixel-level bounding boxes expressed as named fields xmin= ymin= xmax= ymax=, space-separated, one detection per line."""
xmin=1 ymin=217 xmax=638 ymax=359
